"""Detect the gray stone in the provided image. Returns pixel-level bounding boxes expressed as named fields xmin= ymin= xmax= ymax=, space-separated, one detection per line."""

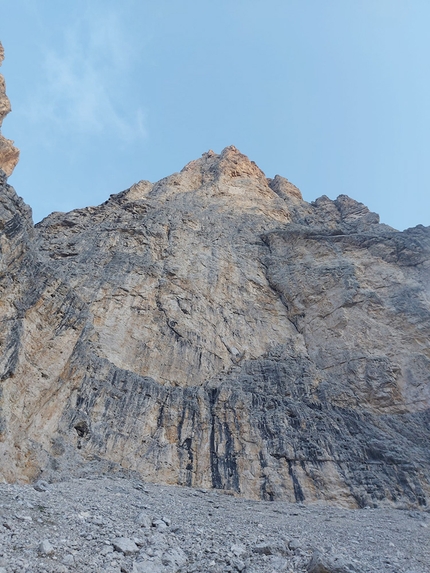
xmin=112 ymin=537 xmax=139 ymax=555
xmin=38 ymin=539 xmax=55 ymax=556
xmin=268 ymin=556 xmax=290 ymax=571
xmin=136 ymin=511 xmax=152 ymax=528
xmin=61 ymin=554 xmax=75 ymax=565
xmin=289 ymin=539 xmax=302 ymax=551
xmin=161 ymin=546 xmax=187 ymax=568
xmin=231 ymin=558 xmax=246 ymax=571
xmin=307 ymin=550 xmax=358 ymax=573
xmin=132 ymin=559 xmax=164 ymax=573
xmin=92 ymin=515 xmax=105 ymax=526
xmin=101 ymin=545 xmax=114 ymax=556
xmin=253 ymin=543 xmax=277 ymax=555
xmin=152 ymin=519 xmax=168 ymax=531
xmin=231 ymin=544 xmax=247 ymax=557
xmin=33 ymin=480 xmax=49 ymax=492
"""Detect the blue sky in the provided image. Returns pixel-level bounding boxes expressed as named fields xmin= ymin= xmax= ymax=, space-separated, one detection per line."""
xmin=1 ymin=0 xmax=429 ymax=229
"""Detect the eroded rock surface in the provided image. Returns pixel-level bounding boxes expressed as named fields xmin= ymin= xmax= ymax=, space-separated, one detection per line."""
xmin=0 ymin=43 xmax=19 ymax=176
xmin=0 ymin=146 xmax=429 ymax=509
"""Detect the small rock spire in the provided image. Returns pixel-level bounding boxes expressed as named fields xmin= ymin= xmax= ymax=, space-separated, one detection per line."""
xmin=0 ymin=41 xmax=19 ymax=176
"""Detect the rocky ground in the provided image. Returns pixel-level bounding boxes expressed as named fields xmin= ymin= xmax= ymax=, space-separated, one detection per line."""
xmin=0 ymin=475 xmax=429 ymax=573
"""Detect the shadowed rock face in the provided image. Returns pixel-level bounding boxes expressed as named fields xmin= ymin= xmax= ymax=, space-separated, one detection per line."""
xmin=0 ymin=43 xmax=19 ymax=176
xmin=0 ymin=146 xmax=429 ymax=509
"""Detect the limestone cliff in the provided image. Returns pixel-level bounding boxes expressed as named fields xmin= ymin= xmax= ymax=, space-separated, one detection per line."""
xmin=1 ymin=144 xmax=429 ymax=509
xmin=0 ymin=43 xmax=19 ymax=176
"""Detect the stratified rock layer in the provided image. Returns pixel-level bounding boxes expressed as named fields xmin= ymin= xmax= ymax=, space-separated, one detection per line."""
xmin=0 ymin=147 xmax=429 ymax=509
xmin=0 ymin=43 xmax=19 ymax=176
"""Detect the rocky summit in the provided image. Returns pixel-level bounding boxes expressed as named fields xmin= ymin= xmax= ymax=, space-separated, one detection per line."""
xmin=1 ymin=138 xmax=429 ymax=511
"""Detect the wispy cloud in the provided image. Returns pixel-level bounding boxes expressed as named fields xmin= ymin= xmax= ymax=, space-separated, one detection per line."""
xmin=28 ymin=7 xmax=147 ymax=142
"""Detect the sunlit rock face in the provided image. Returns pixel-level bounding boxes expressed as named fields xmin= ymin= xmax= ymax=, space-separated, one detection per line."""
xmin=0 ymin=43 xmax=19 ymax=176
xmin=0 ymin=143 xmax=429 ymax=508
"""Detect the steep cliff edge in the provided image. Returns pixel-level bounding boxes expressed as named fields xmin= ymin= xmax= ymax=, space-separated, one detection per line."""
xmin=0 ymin=42 xmax=19 ymax=176
xmin=1 ymin=144 xmax=429 ymax=509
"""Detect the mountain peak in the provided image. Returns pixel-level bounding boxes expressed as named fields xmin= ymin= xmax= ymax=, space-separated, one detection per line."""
xmin=179 ymin=145 xmax=267 ymax=184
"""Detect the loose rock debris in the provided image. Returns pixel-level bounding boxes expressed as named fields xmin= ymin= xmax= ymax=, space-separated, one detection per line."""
xmin=0 ymin=476 xmax=429 ymax=572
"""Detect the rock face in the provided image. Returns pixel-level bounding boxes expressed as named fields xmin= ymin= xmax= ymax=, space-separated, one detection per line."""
xmin=0 ymin=43 xmax=19 ymax=176
xmin=0 ymin=145 xmax=430 ymax=509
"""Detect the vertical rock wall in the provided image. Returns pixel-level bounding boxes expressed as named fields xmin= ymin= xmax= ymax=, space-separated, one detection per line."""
xmin=0 ymin=43 xmax=19 ymax=176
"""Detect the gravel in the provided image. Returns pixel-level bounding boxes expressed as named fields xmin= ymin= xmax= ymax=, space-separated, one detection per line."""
xmin=0 ymin=476 xmax=429 ymax=572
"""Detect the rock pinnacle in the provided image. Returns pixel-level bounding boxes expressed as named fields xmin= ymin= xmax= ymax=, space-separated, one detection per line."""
xmin=0 ymin=41 xmax=19 ymax=176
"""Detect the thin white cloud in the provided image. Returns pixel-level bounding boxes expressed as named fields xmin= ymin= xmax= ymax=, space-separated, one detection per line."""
xmin=27 ymin=7 xmax=147 ymax=142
